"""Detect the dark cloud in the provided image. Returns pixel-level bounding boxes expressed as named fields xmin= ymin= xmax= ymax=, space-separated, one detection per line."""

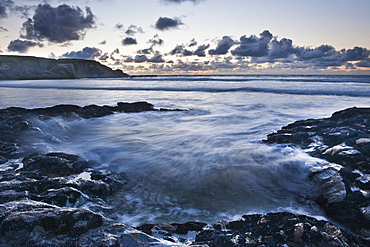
xmin=115 ymin=23 xmax=124 ymax=31
xmin=99 ymin=52 xmax=109 ymax=61
xmin=170 ymin=45 xmax=184 ymax=55
xmin=115 ymin=24 xmax=143 ymax=36
xmin=228 ymin=30 xmax=353 ymax=69
xmin=296 ymin=45 xmax=337 ymax=61
xmin=169 ymin=43 xmax=209 ymax=57
xmin=169 ymin=45 xmax=192 ymax=56
xmin=125 ymin=53 xmax=166 ymax=63
xmin=7 ymin=39 xmax=43 ymax=53
xmin=161 ymin=0 xmax=203 ymax=4
xmin=155 ymin=16 xmax=183 ymax=31
xmin=182 ymin=49 xmax=193 ymax=56
xmin=122 ymin=37 xmax=138 ymax=46
xmin=193 ymin=44 xmax=210 ymax=57
xmin=61 ymin=47 xmax=102 ymax=60
xmin=21 ymin=4 xmax=95 ymax=43
xmin=231 ymin=30 xmax=273 ymax=57
xmin=268 ymin=38 xmax=295 ymax=58
xmin=356 ymin=59 xmax=370 ymax=68
xmin=0 ymin=0 xmax=13 ymax=18
xmin=148 ymin=34 xmax=164 ymax=46
xmin=134 ymin=55 xmax=148 ymax=63
xmin=125 ymin=25 xmax=144 ymax=36
xmin=188 ymin=38 xmax=197 ymax=47
xmin=137 ymin=47 xmax=153 ymax=55
xmin=293 ymin=45 xmax=346 ymax=68
xmin=13 ymin=4 xmax=32 ymax=18
xmin=148 ymin=54 xmax=166 ymax=63
xmin=0 ymin=1 xmax=32 ymax=19
xmin=284 ymin=45 xmax=370 ymax=69
xmin=209 ymin=36 xmax=235 ymax=55
xmin=99 ymin=49 xmax=120 ymax=61
xmin=123 ymin=56 xmax=134 ymax=63
xmin=343 ymin=46 xmax=369 ymax=61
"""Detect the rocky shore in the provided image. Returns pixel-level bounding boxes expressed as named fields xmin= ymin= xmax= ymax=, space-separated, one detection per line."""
xmin=264 ymin=107 xmax=370 ymax=239
xmin=1 ymin=103 xmax=370 ymax=246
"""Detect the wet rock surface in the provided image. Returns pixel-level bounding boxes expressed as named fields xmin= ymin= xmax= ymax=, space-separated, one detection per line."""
xmin=137 ymin=212 xmax=370 ymax=246
xmin=1 ymin=104 xmax=370 ymax=246
xmin=265 ymin=107 xmax=370 ymax=237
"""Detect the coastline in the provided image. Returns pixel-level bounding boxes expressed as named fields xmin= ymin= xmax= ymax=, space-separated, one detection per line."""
xmin=0 ymin=55 xmax=129 ymax=80
xmin=0 ymin=102 xmax=369 ymax=246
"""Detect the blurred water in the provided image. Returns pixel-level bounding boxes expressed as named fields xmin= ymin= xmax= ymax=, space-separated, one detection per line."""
xmin=1 ymin=75 xmax=370 ymax=225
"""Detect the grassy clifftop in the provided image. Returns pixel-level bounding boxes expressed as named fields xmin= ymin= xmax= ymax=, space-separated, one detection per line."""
xmin=0 ymin=55 xmax=129 ymax=80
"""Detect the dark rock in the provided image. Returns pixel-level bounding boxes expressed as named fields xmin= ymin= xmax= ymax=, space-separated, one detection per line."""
xmin=0 ymin=141 xmax=17 ymax=162
xmin=265 ymin=107 xmax=370 ymax=236
xmin=116 ymin=101 xmax=155 ymax=112
xmin=34 ymin=187 xmax=88 ymax=207
xmin=90 ymin=170 xmax=127 ymax=193
xmin=0 ymin=190 xmax=28 ymax=204
xmin=136 ymin=221 xmax=207 ymax=236
xmin=22 ymin=153 xmax=90 ymax=177
xmin=193 ymin=212 xmax=370 ymax=246
xmin=139 ymin=212 xmax=370 ymax=246
xmin=1 ymin=207 xmax=103 ymax=236
xmin=0 ymin=200 xmax=175 ymax=246
xmin=356 ymin=174 xmax=370 ymax=190
xmin=0 ymin=156 xmax=6 ymax=164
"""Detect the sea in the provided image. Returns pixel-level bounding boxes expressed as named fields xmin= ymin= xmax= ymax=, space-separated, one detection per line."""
xmin=1 ymin=74 xmax=370 ymax=226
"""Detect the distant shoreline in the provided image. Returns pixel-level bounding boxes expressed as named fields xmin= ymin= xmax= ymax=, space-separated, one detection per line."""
xmin=0 ymin=55 xmax=129 ymax=80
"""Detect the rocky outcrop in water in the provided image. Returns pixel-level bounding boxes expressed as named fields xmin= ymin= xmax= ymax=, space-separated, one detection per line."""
xmin=1 ymin=103 xmax=370 ymax=246
xmin=264 ymin=107 xmax=370 ymax=237
xmin=0 ymin=55 xmax=129 ymax=80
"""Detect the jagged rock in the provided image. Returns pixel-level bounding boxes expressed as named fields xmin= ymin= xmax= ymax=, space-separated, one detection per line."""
xmin=194 ymin=212 xmax=369 ymax=246
xmin=139 ymin=212 xmax=370 ymax=246
xmin=0 ymin=141 xmax=17 ymax=164
xmin=35 ymin=187 xmax=89 ymax=207
xmin=22 ymin=153 xmax=90 ymax=177
xmin=89 ymin=170 xmax=127 ymax=194
xmin=265 ymin=107 xmax=370 ymax=235
xmin=311 ymin=168 xmax=347 ymax=203
xmin=0 ymin=155 xmax=127 ymax=208
xmin=0 ymin=200 xmax=179 ymax=246
xmin=1 ymin=206 xmax=103 ymax=236
xmin=136 ymin=221 xmax=207 ymax=236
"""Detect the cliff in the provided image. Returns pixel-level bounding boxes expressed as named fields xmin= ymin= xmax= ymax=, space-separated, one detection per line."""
xmin=0 ymin=55 xmax=129 ymax=80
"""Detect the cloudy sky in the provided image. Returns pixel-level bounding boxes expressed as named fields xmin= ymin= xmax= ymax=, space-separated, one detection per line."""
xmin=0 ymin=0 xmax=369 ymax=74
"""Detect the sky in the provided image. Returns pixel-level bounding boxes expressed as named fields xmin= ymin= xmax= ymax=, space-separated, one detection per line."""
xmin=0 ymin=0 xmax=369 ymax=75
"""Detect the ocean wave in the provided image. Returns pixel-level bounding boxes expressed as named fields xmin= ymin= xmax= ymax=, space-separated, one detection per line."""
xmin=0 ymin=83 xmax=369 ymax=97
xmin=130 ymin=75 xmax=370 ymax=84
